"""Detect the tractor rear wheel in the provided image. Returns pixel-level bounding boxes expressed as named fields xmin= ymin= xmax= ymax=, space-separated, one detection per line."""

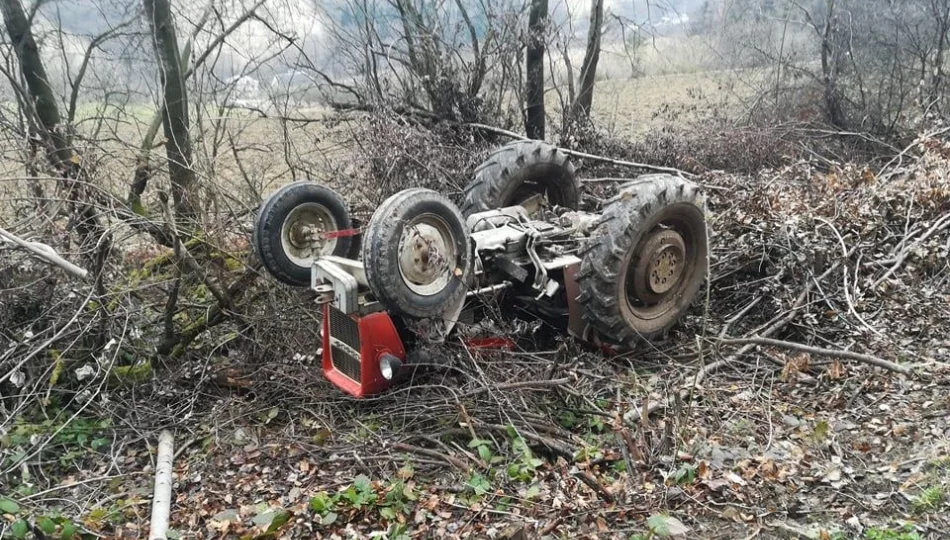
xmin=362 ymin=188 xmax=472 ymax=319
xmin=461 ymin=140 xmax=580 ymax=217
xmin=575 ymin=175 xmax=708 ymax=345
xmin=253 ymin=181 xmax=353 ymax=287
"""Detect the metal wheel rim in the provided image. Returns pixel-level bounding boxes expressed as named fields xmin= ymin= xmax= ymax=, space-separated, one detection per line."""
xmin=623 ymin=212 xmax=703 ymax=322
xmin=280 ymin=202 xmax=338 ymax=266
xmin=397 ymin=213 xmax=457 ymax=296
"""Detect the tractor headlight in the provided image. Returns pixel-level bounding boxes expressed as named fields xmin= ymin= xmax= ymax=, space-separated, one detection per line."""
xmin=379 ymin=354 xmax=402 ymax=381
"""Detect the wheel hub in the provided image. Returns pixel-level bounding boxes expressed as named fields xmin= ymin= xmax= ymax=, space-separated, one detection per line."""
xmin=280 ymin=203 xmax=337 ymax=265
xmin=398 ymin=217 xmax=455 ymax=296
xmin=632 ymin=229 xmax=686 ymax=304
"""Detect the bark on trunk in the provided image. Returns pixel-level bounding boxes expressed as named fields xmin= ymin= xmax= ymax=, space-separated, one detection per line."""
xmin=1 ymin=0 xmax=110 ymax=272
xmin=145 ymin=0 xmax=197 ymax=221
xmin=525 ymin=0 xmax=547 ymax=140
xmin=820 ymin=0 xmax=845 ymax=128
xmin=0 ymin=0 xmax=74 ymax=171
xmin=572 ymin=0 xmax=604 ymax=120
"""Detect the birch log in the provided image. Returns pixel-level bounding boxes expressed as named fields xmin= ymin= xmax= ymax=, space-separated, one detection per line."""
xmin=0 ymin=227 xmax=88 ymax=279
xmin=149 ymin=430 xmax=175 ymax=539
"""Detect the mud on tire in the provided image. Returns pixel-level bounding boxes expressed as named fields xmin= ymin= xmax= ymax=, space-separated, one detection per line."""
xmin=253 ymin=181 xmax=353 ymax=287
xmin=461 ymin=140 xmax=580 ymax=217
xmin=362 ymin=188 xmax=472 ymax=319
xmin=575 ymin=175 xmax=708 ymax=345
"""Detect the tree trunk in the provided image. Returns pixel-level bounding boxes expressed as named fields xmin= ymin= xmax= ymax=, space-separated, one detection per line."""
xmin=525 ymin=0 xmax=547 ymax=140
xmin=819 ymin=0 xmax=845 ymax=128
xmin=1 ymin=0 xmax=110 ymax=276
xmin=572 ymin=0 xmax=604 ymax=120
xmin=145 ymin=0 xmax=197 ymax=221
xmin=0 ymin=0 xmax=74 ymax=171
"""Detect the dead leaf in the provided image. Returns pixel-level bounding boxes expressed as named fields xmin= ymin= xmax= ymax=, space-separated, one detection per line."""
xmin=826 ymin=360 xmax=847 ymax=380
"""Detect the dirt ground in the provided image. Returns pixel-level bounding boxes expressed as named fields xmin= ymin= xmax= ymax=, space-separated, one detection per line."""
xmin=2 ymin=63 xmax=949 ymax=538
xmin=5 ymin=134 xmax=948 ymax=540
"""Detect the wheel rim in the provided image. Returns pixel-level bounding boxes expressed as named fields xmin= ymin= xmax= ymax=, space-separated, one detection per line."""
xmin=397 ymin=213 xmax=457 ymax=296
xmin=622 ymin=205 xmax=705 ymax=323
xmin=280 ymin=202 xmax=338 ymax=266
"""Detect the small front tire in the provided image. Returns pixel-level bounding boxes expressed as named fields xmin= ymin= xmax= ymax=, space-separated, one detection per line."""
xmin=253 ymin=181 xmax=353 ymax=287
xmin=362 ymin=188 xmax=472 ymax=319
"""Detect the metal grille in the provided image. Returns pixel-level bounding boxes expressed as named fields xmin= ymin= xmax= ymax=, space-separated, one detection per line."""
xmin=327 ymin=306 xmax=360 ymax=350
xmin=330 ymin=343 xmax=361 ymax=382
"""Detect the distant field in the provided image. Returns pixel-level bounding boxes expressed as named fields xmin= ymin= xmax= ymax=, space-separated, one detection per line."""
xmin=0 ymin=33 xmax=762 ymax=221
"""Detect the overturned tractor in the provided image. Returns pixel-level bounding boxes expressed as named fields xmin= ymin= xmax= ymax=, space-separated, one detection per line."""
xmin=253 ymin=141 xmax=709 ymax=397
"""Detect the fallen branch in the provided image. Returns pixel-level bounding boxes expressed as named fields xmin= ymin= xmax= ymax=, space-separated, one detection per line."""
xmin=720 ymin=337 xmax=913 ymax=376
xmin=460 ymin=377 xmax=572 ymax=398
xmin=149 ymin=430 xmax=175 ymax=540
xmin=872 ymin=211 xmax=950 ymax=289
xmin=392 ymin=442 xmax=471 ymax=472
xmin=0 ymin=227 xmax=88 ymax=279
xmin=572 ymin=468 xmax=615 ymax=503
xmin=693 ymin=254 xmax=852 ymax=386
xmin=481 ymin=423 xmax=575 ymax=459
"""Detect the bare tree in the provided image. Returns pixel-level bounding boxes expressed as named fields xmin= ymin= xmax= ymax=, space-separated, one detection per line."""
xmin=144 ymin=0 xmax=197 ymax=222
xmin=526 ymin=0 xmax=547 ymax=139
xmin=0 ymin=0 xmax=109 ymax=267
xmin=571 ymin=0 xmax=605 ymax=121
xmin=1 ymin=0 xmax=74 ymax=171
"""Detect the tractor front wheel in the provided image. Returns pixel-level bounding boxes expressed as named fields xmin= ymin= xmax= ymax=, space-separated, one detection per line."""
xmin=253 ymin=181 xmax=354 ymax=287
xmin=362 ymin=188 xmax=473 ymax=319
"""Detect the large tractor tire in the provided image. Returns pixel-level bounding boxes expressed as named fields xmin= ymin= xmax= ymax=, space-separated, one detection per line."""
xmin=575 ymin=175 xmax=708 ymax=345
xmin=461 ymin=140 xmax=580 ymax=217
xmin=253 ymin=181 xmax=353 ymax=287
xmin=362 ymin=188 xmax=473 ymax=319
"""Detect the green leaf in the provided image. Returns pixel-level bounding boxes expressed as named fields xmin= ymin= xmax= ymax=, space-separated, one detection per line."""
xmin=353 ymin=474 xmax=371 ymax=491
xmin=61 ymin=521 xmax=77 ymax=539
xmin=647 ymin=514 xmax=689 ymax=538
xmin=265 ymin=510 xmax=292 ymax=533
xmin=0 ymin=498 xmax=20 ymax=514
xmin=309 ymin=492 xmax=335 ymax=514
xmin=468 ymin=473 xmax=491 ymax=496
xmin=11 ymin=519 xmax=28 ymax=539
xmin=321 ymin=512 xmax=337 ymax=526
xmin=468 ymin=438 xmax=492 ymax=449
xmin=39 ymin=516 xmax=56 ymax=534
xmin=477 ymin=445 xmax=492 ymax=462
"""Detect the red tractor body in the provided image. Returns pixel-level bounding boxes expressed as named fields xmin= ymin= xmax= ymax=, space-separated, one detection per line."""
xmin=253 ymin=141 xmax=708 ymax=398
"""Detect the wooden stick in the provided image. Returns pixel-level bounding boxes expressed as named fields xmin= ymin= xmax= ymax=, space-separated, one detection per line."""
xmin=392 ymin=442 xmax=471 ymax=472
xmin=572 ymin=469 xmax=615 ymax=503
xmin=693 ymin=255 xmax=852 ymax=386
xmin=0 ymin=227 xmax=88 ymax=279
xmin=872 ymin=212 xmax=950 ymax=289
xmin=720 ymin=337 xmax=913 ymax=376
xmin=149 ymin=430 xmax=175 ymax=540
xmin=460 ymin=377 xmax=572 ymax=398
